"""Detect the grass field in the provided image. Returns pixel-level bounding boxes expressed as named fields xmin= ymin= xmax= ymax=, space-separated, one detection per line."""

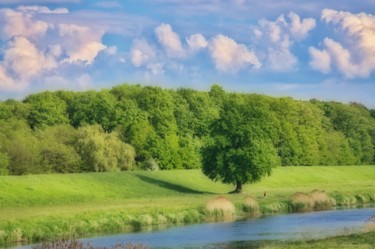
xmin=0 ymin=166 xmax=375 ymax=245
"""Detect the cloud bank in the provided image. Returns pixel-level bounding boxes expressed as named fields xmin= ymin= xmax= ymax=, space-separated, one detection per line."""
xmin=309 ymin=9 xmax=375 ymax=78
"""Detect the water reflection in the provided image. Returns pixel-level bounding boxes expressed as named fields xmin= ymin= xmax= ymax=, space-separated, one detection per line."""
xmin=8 ymin=207 xmax=375 ymax=249
xmin=80 ymin=207 xmax=375 ymax=249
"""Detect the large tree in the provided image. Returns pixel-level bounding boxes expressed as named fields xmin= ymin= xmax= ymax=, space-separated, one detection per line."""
xmin=202 ymin=96 xmax=280 ymax=193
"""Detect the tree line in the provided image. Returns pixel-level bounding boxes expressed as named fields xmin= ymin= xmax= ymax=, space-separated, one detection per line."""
xmin=0 ymin=84 xmax=374 ymax=175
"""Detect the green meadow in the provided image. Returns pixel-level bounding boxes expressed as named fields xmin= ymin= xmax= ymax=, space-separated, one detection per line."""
xmin=0 ymin=166 xmax=375 ymax=245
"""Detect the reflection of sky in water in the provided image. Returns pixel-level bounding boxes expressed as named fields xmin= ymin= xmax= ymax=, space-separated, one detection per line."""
xmin=9 ymin=207 xmax=375 ymax=249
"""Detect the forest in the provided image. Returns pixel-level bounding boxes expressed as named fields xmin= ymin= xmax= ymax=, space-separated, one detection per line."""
xmin=0 ymin=84 xmax=374 ymax=175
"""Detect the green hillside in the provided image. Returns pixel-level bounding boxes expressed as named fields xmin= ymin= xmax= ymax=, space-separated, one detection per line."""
xmin=1 ymin=166 xmax=374 ymax=245
xmin=1 ymin=166 xmax=374 ymax=209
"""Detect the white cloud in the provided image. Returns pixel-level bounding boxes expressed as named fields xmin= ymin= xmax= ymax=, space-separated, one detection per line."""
xmin=58 ymin=24 xmax=107 ymax=65
xmin=3 ymin=36 xmax=57 ymax=79
xmin=208 ymin=34 xmax=261 ymax=73
xmin=16 ymin=5 xmax=69 ymax=14
xmin=266 ymin=37 xmax=297 ymax=72
xmin=0 ymin=65 xmax=21 ymax=91
xmin=308 ymin=46 xmax=331 ymax=74
xmin=130 ymin=39 xmax=165 ymax=76
xmin=155 ymin=23 xmax=185 ymax=58
xmin=0 ymin=8 xmax=49 ymax=39
xmin=130 ymin=39 xmax=157 ymax=67
xmin=254 ymin=12 xmax=315 ymax=72
xmin=287 ymin=12 xmax=316 ymax=40
xmin=186 ymin=33 xmax=208 ymax=52
xmin=309 ymin=9 xmax=375 ymax=78
xmin=0 ymin=5 xmax=109 ymax=91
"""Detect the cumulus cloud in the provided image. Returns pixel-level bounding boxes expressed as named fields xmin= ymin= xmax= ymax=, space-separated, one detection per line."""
xmin=208 ymin=34 xmax=261 ymax=73
xmin=309 ymin=9 xmax=375 ymax=78
xmin=0 ymin=5 xmax=109 ymax=91
xmin=186 ymin=33 xmax=208 ymax=52
xmin=155 ymin=23 xmax=185 ymax=58
xmin=308 ymin=46 xmax=331 ymax=74
xmin=0 ymin=8 xmax=49 ymax=39
xmin=4 ymin=36 xmax=57 ymax=78
xmin=253 ymin=12 xmax=316 ymax=72
xmin=130 ymin=39 xmax=164 ymax=75
xmin=130 ymin=39 xmax=157 ymax=67
xmin=58 ymin=24 xmax=107 ymax=65
xmin=0 ymin=36 xmax=59 ymax=90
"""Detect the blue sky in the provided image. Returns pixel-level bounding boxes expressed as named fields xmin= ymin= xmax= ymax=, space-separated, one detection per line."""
xmin=0 ymin=0 xmax=375 ymax=108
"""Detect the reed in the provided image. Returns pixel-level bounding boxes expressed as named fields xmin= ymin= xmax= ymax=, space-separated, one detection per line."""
xmin=291 ymin=190 xmax=332 ymax=212
xmin=206 ymin=196 xmax=236 ymax=220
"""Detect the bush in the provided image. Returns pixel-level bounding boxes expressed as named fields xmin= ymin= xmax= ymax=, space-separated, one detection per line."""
xmin=140 ymin=158 xmax=159 ymax=171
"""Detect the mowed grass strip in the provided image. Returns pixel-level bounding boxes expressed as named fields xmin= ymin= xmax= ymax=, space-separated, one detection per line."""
xmin=0 ymin=166 xmax=374 ymax=220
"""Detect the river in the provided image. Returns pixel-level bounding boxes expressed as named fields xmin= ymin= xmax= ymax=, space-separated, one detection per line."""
xmin=11 ymin=207 xmax=375 ymax=249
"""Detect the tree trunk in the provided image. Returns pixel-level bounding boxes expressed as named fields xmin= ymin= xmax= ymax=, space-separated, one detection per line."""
xmin=235 ymin=181 xmax=242 ymax=193
xmin=232 ymin=180 xmax=242 ymax=193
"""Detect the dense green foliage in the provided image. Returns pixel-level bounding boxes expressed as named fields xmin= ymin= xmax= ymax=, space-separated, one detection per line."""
xmin=0 ymin=84 xmax=374 ymax=175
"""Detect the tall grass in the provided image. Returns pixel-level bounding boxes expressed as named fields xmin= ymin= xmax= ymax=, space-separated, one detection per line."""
xmin=205 ymin=196 xmax=236 ymax=221
xmin=291 ymin=190 xmax=333 ymax=212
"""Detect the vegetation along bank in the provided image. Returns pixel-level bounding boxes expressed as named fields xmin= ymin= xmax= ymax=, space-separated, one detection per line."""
xmin=0 ymin=167 xmax=375 ymax=245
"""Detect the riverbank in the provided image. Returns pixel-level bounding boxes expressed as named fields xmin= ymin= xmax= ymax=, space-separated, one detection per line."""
xmin=256 ymin=231 xmax=375 ymax=249
xmin=1 ymin=166 xmax=375 ymax=246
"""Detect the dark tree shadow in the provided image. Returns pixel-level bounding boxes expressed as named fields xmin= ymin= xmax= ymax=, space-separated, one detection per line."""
xmin=134 ymin=174 xmax=206 ymax=194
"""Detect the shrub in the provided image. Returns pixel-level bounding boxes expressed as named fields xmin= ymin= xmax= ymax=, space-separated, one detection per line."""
xmin=140 ymin=158 xmax=159 ymax=171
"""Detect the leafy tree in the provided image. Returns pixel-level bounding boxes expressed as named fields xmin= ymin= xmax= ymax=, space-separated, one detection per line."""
xmin=0 ymin=119 xmax=41 ymax=175
xmin=177 ymin=88 xmax=219 ymax=137
xmin=77 ymin=125 xmax=135 ymax=172
xmin=0 ymin=99 xmax=30 ymax=120
xmin=36 ymin=125 xmax=83 ymax=173
xmin=24 ymin=92 xmax=69 ymax=129
xmin=70 ymin=90 xmax=117 ymax=132
xmin=202 ymin=97 xmax=280 ymax=193
xmin=318 ymin=101 xmax=374 ymax=164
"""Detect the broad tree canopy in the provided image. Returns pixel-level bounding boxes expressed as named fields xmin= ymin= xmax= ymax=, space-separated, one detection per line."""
xmin=202 ymin=95 xmax=280 ymax=193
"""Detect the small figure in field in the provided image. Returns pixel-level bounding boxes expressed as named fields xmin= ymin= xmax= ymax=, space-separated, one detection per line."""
xmin=264 ymin=190 xmax=267 ymax=198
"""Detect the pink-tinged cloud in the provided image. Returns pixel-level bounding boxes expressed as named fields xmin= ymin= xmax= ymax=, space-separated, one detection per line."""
xmin=208 ymin=34 xmax=261 ymax=73
xmin=310 ymin=9 xmax=375 ymax=79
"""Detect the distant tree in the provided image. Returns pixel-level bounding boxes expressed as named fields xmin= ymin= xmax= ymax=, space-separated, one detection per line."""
xmin=209 ymin=84 xmax=227 ymax=108
xmin=70 ymin=90 xmax=117 ymax=132
xmin=0 ymin=99 xmax=30 ymax=120
xmin=36 ymin=124 xmax=83 ymax=173
xmin=0 ymin=119 xmax=41 ymax=175
xmin=202 ymin=97 xmax=280 ymax=193
xmin=77 ymin=125 xmax=135 ymax=172
xmin=24 ymin=92 xmax=69 ymax=129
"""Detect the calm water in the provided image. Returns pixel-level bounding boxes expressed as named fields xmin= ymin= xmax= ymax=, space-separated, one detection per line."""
xmin=11 ymin=207 xmax=375 ymax=249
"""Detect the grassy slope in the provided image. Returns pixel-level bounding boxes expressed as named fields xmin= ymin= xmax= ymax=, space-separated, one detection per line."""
xmin=0 ymin=166 xmax=375 ymax=245
xmin=1 ymin=166 xmax=375 ymax=219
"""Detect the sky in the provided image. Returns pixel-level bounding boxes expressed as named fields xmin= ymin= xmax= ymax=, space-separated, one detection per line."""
xmin=0 ymin=0 xmax=375 ymax=108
